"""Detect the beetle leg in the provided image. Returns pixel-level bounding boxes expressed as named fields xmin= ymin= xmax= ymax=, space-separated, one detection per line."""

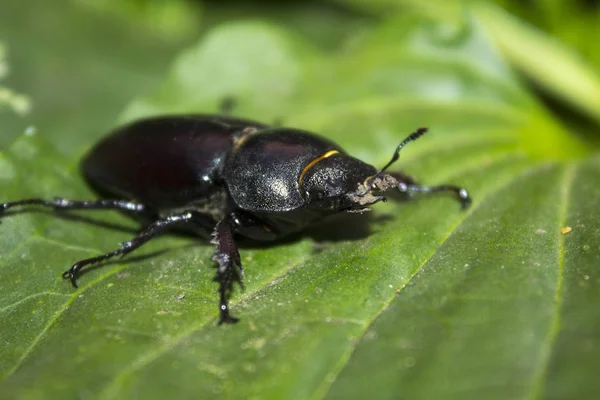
xmin=388 ymin=172 xmax=471 ymax=208
xmin=0 ymin=198 xmax=146 ymax=213
xmin=210 ymin=219 xmax=242 ymax=325
xmin=62 ymin=211 xmax=197 ymax=287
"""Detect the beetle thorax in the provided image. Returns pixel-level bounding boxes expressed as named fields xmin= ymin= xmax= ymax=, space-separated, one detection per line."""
xmin=222 ymin=129 xmax=343 ymax=212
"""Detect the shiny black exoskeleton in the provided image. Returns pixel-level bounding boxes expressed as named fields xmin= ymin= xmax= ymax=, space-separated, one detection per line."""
xmin=0 ymin=110 xmax=471 ymax=324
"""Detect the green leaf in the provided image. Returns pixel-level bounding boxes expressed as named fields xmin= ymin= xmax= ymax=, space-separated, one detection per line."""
xmin=2 ymin=9 xmax=600 ymax=400
xmin=0 ymin=0 xmax=200 ymax=153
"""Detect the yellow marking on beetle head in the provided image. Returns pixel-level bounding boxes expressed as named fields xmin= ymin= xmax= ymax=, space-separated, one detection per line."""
xmin=298 ymin=150 xmax=340 ymax=186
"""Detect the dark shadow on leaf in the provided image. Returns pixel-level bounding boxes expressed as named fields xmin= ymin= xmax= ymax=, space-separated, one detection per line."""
xmin=235 ymin=210 xmax=397 ymax=251
xmin=0 ymin=209 xmax=139 ymax=234
xmin=4 ymin=196 xmax=419 ymax=281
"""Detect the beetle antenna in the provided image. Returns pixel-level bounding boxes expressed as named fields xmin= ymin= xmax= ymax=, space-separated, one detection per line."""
xmin=379 ymin=127 xmax=428 ymax=173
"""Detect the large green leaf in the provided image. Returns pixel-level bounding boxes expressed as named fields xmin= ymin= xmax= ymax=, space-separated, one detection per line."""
xmin=0 ymin=0 xmax=200 ymax=153
xmin=2 ymin=9 xmax=600 ymax=400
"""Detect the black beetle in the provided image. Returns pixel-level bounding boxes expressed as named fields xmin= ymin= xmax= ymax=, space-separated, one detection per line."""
xmin=0 ymin=109 xmax=470 ymax=324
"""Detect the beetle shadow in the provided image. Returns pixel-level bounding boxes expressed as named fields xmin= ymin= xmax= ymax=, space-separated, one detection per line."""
xmin=235 ymin=211 xmax=395 ymax=253
xmin=235 ymin=193 xmax=415 ymax=252
xmin=54 ymin=210 xmax=396 ymax=286
xmin=1 ymin=203 xmax=403 ymax=247
xmin=1 ymin=199 xmax=407 ymax=270
xmin=0 ymin=209 xmax=140 ymax=234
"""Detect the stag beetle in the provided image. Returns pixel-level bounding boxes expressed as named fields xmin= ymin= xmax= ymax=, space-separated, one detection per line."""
xmin=1 ymin=107 xmax=471 ymax=324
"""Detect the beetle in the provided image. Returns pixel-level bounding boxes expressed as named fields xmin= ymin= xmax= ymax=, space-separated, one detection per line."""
xmin=0 ymin=111 xmax=471 ymax=324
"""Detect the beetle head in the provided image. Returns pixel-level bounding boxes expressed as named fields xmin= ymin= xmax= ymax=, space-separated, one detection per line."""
xmin=300 ymin=155 xmax=385 ymax=212
xmin=301 ymin=127 xmax=431 ymax=213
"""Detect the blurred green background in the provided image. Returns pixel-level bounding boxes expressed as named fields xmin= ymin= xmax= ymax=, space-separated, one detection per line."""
xmin=1 ymin=0 xmax=600 ymax=399
xmin=1 ymin=0 xmax=600 ymax=152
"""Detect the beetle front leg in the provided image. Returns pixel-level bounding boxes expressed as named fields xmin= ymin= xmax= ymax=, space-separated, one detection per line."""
xmin=389 ymin=172 xmax=471 ymax=208
xmin=211 ymin=219 xmax=243 ymax=324
xmin=63 ymin=211 xmax=197 ymax=287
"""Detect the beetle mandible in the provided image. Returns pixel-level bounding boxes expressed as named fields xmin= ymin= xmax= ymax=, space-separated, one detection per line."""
xmin=0 ymin=108 xmax=471 ymax=324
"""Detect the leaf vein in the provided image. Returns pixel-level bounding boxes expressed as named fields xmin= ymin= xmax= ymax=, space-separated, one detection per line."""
xmin=525 ymin=163 xmax=577 ymax=400
xmin=0 ymin=291 xmax=70 ymax=314
xmin=36 ymin=235 xmax=103 ymax=254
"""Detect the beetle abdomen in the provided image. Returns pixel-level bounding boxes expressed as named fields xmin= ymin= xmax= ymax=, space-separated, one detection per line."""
xmin=82 ymin=115 xmax=267 ymax=209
